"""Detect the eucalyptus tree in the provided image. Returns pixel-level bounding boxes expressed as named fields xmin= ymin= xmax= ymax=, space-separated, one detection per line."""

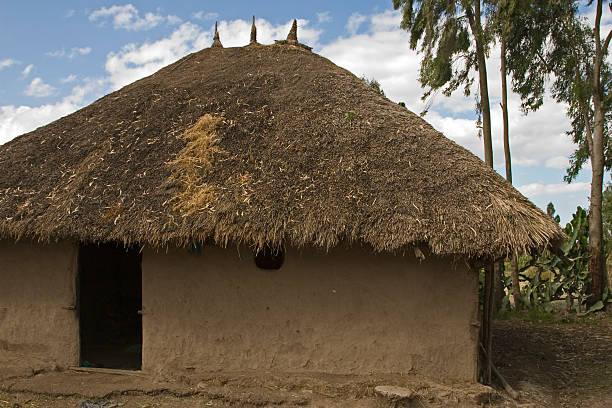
xmin=505 ymin=0 xmax=612 ymax=306
xmin=392 ymin=0 xmax=495 ymax=167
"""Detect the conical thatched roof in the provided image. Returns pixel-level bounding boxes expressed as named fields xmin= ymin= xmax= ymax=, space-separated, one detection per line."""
xmin=0 ymin=35 xmax=562 ymax=258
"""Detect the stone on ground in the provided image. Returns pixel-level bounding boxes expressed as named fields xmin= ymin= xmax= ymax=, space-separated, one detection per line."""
xmin=374 ymin=385 xmax=414 ymax=407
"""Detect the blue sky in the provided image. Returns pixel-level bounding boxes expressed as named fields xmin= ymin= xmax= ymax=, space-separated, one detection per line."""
xmin=0 ymin=1 xmax=605 ymax=224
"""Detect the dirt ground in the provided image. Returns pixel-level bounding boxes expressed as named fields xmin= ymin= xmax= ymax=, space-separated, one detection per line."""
xmin=493 ymin=311 xmax=612 ymax=408
xmin=1 ymin=312 xmax=610 ymax=407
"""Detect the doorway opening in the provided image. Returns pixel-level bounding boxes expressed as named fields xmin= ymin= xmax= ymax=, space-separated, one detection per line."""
xmin=78 ymin=242 xmax=142 ymax=370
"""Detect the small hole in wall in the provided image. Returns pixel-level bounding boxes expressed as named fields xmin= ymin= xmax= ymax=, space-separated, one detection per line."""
xmin=254 ymin=245 xmax=284 ymax=270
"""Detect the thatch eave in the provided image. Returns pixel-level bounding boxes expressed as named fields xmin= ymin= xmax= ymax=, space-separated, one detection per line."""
xmin=0 ymin=44 xmax=563 ymax=260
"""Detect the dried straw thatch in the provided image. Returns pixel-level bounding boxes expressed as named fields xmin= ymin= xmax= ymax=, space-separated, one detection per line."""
xmin=0 ymin=39 xmax=562 ymax=258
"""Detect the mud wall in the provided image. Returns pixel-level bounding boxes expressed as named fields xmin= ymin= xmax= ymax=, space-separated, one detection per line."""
xmin=0 ymin=240 xmax=79 ymax=368
xmin=142 ymin=246 xmax=479 ymax=381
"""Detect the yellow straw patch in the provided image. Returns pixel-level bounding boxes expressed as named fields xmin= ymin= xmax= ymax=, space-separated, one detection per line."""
xmin=167 ymin=114 xmax=224 ymax=217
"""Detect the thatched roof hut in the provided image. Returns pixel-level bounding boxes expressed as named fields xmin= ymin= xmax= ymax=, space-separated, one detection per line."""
xmin=0 ymin=22 xmax=562 ymax=381
xmin=0 ymin=27 xmax=561 ymax=258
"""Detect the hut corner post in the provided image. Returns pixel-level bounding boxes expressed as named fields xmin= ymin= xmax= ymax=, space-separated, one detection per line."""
xmin=480 ymin=263 xmax=494 ymax=385
xmin=476 ymin=260 xmax=520 ymax=399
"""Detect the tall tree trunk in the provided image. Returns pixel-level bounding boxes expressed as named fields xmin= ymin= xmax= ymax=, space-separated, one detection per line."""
xmin=470 ymin=0 xmax=494 ymax=385
xmin=500 ymin=39 xmax=522 ymax=310
xmin=472 ymin=2 xmax=494 ymax=168
xmin=587 ymin=0 xmax=606 ymax=307
xmin=588 ymin=106 xmax=605 ymax=306
xmin=501 ymin=40 xmax=511 ymax=182
xmin=477 ymin=51 xmax=494 ymax=167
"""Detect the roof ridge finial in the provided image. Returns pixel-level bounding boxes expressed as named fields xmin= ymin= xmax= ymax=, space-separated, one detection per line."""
xmin=273 ymin=18 xmax=312 ymax=51
xmin=286 ymin=19 xmax=298 ymax=43
xmin=250 ymin=16 xmax=257 ymax=44
xmin=211 ymin=21 xmax=223 ymax=48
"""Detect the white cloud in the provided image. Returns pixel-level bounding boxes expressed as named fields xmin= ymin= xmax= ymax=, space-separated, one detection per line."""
xmin=46 ymin=47 xmax=92 ymax=59
xmin=0 ymin=104 xmax=77 ymax=144
xmin=192 ymin=11 xmax=218 ymax=21
xmin=167 ymin=15 xmax=182 ymax=25
xmin=370 ymin=9 xmax=402 ymax=29
xmin=517 ymin=182 xmax=591 ymax=197
xmin=426 ymin=111 xmax=483 ymax=154
xmin=1 ymin=77 xmax=106 ymax=145
xmin=64 ymin=9 xmax=75 ymax=19
xmin=545 ymin=156 xmax=570 ymax=169
xmin=72 ymin=47 xmax=92 ymax=57
xmin=0 ymin=59 xmax=17 ymax=70
xmin=346 ymin=13 xmax=367 ymax=35
xmin=21 ymin=64 xmax=34 ymax=77
xmin=46 ymin=50 xmax=65 ymax=58
xmin=60 ymin=74 xmax=77 ymax=83
xmin=486 ymin=94 xmax=573 ymax=168
xmin=24 ymin=77 xmax=56 ymax=98
xmin=105 ymin=22 xmax=206 ymax=90
xmin=90 ymin=4 xmax=164 ymax=31
xmin=317 ymin=11 xmax=332 ymax=24
xmin=320 ymin=13 xmax=423 ymax=109
xmin=63 ymin=77 xmax=107 ymax=105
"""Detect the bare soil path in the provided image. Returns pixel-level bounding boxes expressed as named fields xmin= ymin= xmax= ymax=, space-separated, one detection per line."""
xmin=493 ymin=312 xmax=612 ymax=407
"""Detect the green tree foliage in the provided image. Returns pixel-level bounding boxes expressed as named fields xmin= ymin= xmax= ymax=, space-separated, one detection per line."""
xmin=504 ymin=1 xmax=612 ymax=305
xmin=361 ymin=76 xmax=386 ymax=96
xmin=392 ymin=0 xmax=495 ymax=167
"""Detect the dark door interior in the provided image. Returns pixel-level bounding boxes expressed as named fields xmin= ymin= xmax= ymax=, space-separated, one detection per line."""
xmin=78 ymin=243 xmax=142 ymax=370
